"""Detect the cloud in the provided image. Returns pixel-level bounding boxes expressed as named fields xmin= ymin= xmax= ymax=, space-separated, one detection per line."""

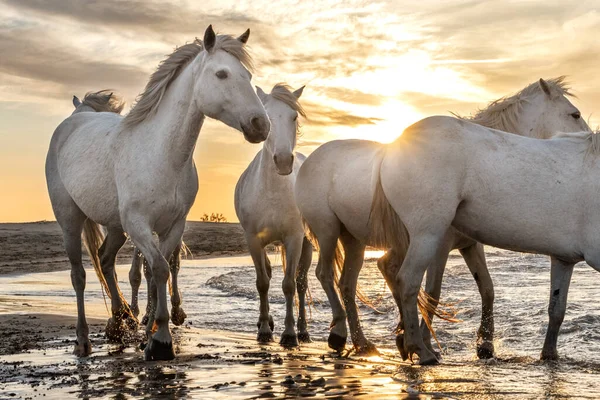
xmin=302 ymin=101 xmax=382 ymax=127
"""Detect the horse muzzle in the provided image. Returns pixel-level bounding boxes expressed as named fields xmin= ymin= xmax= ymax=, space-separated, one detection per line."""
xmin=274 ymin=153 xmax=294 ymax=176
xmin=242 ymin=115 xmax=270 ymax=144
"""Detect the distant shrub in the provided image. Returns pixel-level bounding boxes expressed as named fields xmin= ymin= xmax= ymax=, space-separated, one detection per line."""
xmin=199 ymin=213 xmax=228 ymax=223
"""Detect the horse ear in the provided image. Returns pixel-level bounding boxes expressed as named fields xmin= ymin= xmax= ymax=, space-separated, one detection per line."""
xmin=204 ymin=25 xmax=216 ymax=52
xmin=293 ymin=86 xmax=305 ymax=99
xmin=539 ymin=78 xmax=552 ymax=97
xmin=237 ymin=29 xmax=250 ymax=44
xmin=72 ymin=95 xmax=81 ymax=108
xmin=256 ymin=86 xmax=268 ymax=103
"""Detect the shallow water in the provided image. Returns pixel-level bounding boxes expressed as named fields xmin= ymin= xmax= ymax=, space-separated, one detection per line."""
xmin=1 ymin=248 xmax=600 ymax=398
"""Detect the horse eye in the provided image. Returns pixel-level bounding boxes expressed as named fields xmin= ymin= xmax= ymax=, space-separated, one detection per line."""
xmin=571 ymin=111 xmax=581 ymax=119
xmin=216 ymin=70 xmax=228 ymax=79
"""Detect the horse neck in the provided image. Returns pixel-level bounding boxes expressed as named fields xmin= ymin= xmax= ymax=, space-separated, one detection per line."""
xmin=143 ymin=60 xmax=205 ymax=171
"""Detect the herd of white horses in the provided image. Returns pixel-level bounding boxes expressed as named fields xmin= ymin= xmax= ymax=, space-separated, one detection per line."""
xmin=45 ymin=25 xmax=595 ymax=364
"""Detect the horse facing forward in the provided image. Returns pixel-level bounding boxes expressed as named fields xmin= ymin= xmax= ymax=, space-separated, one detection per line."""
xmin=295 ymin=77 xmax=589 ymax=358
xmin=46 ymin=25 xmax=270 ymax=361
xmin=235 ymin=83 xmax=313 ymax=346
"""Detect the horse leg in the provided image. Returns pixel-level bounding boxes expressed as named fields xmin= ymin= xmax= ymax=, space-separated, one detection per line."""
xmin=98 ymin=228 xmax=130 ymax=341
xmin=126 ymin=218 xmax=179 ymax=361
xmin=247 ymin=234 xmax=273 ymax=342
xmin=397 ymin=233 xmax=446 ymax=365
xmin=128 ymin=247 xmax=143 ymax=319
xmin=316 ymin=232 xmax=347 ymax=352
xmin=541 ymin=257 xmax=574 ymax=360
xmin=169 ymin=243 xmax=187 ymax=326
xmin=62 ymin=216 xmax=90 ymax=356
xmin=296 ymin=237 xmax=313 ymax=343
xmin=339 ymin=232 xmax=377 ymax=355
xmin=459 ymin=242 xmax=495 ymax=359
xmin=418 ymin=234 xmax=453 ymax=359
xmin=280 ymin=235 xmax=304 ymax=347
xmin=141 ymin=256 xmax=153 ymax=325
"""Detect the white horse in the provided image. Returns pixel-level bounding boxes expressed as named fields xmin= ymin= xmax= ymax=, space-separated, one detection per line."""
xmin=46 ymin=26 xmax=270 ymax=360
xmin=235 ymin=84 xmax=313 ymax=346
xmin=373 ymin=114 xmax=598 ymax=364
xmin=295 ymin=78 xmax=589 ymax=357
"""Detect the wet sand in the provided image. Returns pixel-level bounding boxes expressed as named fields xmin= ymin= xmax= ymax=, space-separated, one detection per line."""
xmin=0 ymin=307 xmax=414 ymax=399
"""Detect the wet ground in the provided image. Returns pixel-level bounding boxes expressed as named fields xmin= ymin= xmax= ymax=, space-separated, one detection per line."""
xmin=1 ymin=250 xmax=600 ymax=398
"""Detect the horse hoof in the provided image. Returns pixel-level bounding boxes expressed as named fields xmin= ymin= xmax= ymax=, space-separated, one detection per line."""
xmin=144 ymin=338 xmax=175 ymax=361
xmin=171 ymin=307 xmax=187 ymax=326
xmin=280 ymin=333 xmax=299 ymax=348
xmin=327 ymin=333 xmax=347 ymax=352
xmin=354 ymin=341 xmax=380 ymax=356
xmin=298 ymin=331 xmax=312 ymax=343
xmin=141 ymin=314 xmax=149 ymax=326
xmin=540 ymin=349 xmax=559 ymax=361
xmin=105 ymin=317 xmax=127 ymax=342
xmin=257 ymin=331 xmax=274 ymax=343
xmin=418 ymin=354 xmax=440 ymax=365
xmin=477 ymin=341 xmax=495 ymax=359
xmin=73 ymin=340 xmax=92 ymax=357
xmin=396 ymin=334 xmax=408 ymax=361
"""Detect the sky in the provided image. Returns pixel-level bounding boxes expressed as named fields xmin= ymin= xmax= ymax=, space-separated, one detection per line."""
xmin=1 ymin=0 xmax=599 ymax=222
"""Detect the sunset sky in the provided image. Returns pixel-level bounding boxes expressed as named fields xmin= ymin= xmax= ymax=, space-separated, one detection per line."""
xmin=1 ymin=0 xmax=599 ymax=222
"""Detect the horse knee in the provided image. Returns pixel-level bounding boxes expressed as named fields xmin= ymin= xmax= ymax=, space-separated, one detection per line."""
xmin=256 ymin=277 xmax=270 ymax=294
xmin=282 ymin=276 xmax=295 ymax=297
xmin=70 ymin=267 xmax=86 ymax=290
xmin=151 ymin=259 xmax=170 ymax=283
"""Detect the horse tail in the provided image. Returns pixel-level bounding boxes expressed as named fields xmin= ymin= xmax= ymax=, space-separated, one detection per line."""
xmin=81 ymin=219 xmax=135 ymax=319
xmin=81 ymin=219 xmax=110 ymax=308
xmin=369 ymin=173 xmax=459 ymax=344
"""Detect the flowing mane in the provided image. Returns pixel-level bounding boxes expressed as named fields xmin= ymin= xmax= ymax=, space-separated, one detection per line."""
xmin=456 ymin=76 xmax=573 ymax=134
xmin=123 ymin=35 xmax=253 ymax=128
xmin=81 ymin=90 xmax=125 ymax=114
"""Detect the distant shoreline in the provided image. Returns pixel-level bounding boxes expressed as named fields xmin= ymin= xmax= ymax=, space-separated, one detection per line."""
xmin=0 ymin=221 xmax=251 ymax=276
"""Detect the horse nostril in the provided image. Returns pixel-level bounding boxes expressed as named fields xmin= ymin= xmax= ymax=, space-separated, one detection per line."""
xmin=273 ymin=155 xmax=278 ymax=165
xmin=251 ymin=116 xmax=262 ymax=131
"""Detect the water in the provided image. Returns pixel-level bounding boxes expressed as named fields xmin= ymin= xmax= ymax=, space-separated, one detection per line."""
xmin=1 ymin=248 xmax=600 ymax=398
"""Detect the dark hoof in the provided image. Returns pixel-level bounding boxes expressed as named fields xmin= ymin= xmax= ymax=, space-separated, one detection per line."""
xmin=396 ymin=334 xmax=408 ymax=361
xmin=327 ymin=333 xmax=347 ymax=352
xmin=141 ymin=314 xmax=149 ymax=326
xmin=73 ymin=340 xmax=92 ymax=357
xmin=477 ymin=341 xmax=495 ymax=359
xmin=418 ymin=354 xmax=440 ymax=365
xmin=541 ymin=349 xmax=559 ymax=361
xmin=280 ymin=333 xmax=299 ymax=348
xmin=171 ymin=307 xmax=187 ymax=326
xmin=144 ymin=338 xmax=175 ymax=361
xmin=298 ymin=331 xmax=311 ymax=343
xmin=105 ymin=317 xmax=127 ymax=342
xmin=257 ymin=331 xmax=274 ymax=343
xmin=354 ymin=341 xmax=380 ymax=356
